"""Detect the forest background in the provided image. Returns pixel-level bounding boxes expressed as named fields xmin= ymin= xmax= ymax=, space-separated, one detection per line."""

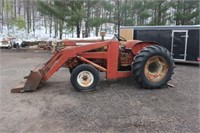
xmin=0 ymin=0 xmax=199 ymax=39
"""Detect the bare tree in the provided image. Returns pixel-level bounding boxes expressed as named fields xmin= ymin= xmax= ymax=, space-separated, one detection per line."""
xmin=0 ymin=0 xmax=4 ymax=33
xmin=32 ymin=1 xmax=35 ymax=36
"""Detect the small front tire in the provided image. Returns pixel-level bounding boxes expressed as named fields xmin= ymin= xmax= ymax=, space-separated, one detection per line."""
xmin=70 ymin=64 xmax=100 ymax=92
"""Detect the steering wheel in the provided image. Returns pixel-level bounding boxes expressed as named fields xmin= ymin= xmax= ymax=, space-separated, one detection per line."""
xmin=114 ymin=34 xmax=127 ymax=41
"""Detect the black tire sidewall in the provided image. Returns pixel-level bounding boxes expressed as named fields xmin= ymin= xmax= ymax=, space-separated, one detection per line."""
xmin=70 ymin=64 xmax=99 ymax=92
xmin=143 ymin=52 xmax=172 ymax=88
xmin=132 ymin=45 xmax=174 ymax=89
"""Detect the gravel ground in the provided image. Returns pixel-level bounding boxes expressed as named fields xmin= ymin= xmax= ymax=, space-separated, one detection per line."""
xmin=0 ymin=49 xmax=199 ymax=133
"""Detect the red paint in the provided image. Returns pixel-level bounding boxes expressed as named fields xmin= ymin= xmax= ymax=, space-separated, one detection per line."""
xmin=40 ymin=40 xmax=134 ymax=81
xmin=132 ymin=42 xmax=158 ymax=55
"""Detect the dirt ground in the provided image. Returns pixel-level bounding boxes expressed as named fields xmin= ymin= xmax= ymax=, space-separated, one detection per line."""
xmin=0 ymin=49 xmax=199 ymax=133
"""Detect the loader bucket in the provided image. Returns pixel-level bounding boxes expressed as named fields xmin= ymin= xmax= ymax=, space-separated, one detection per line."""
xmin=11 ymin=64 xmax=45 ymax=93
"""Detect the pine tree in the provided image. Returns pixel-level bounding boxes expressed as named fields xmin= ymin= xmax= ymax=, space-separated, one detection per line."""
xmin=171 ymin=0 xmax=200 ymax=25
xmin=37 ymin=0 xmax=85 ymax=39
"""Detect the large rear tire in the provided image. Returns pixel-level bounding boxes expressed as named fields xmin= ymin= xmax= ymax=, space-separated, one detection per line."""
xmin=70 ymin=64 xmax=100 ymax=92
xmin=132 ymin=45 xmax=174 ymax=89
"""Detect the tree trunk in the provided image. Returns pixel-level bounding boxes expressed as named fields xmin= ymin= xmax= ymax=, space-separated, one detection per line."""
xmin=6 ymin=0 xmax=9 ymax=35
xmin=76 ymin=22 xmax=80 ymax=38
xmin=124 ymin=0 xmax=127 ymax=26
xmin=18 ymin=0 xmax=21 ymax=17
xmin=1 ymin=0 xmax=4 ymax=33
xmin=11 ymin=0 xmax=14 ymax=33
xmin=26 ymin=0 xmax=30 ymax=33
xmin=54 ymin=17 xmax=58 ymax=38
xmin=14 ymin=0 xmax=16 ymax=18
xmin=157 ymin=2 xmax=162 ymax=25
xmin=176 ymin=0 xmax=180 ymax=25
xmin=59 ymin=20 xmax=63 ymax=39
xmin=95 ymin=27 xmax=99 ymax=36
xmin=181 ymin=0 xmax=186 ymax=25
xmin=85 ymin=0 xmax=90 ymax=37
xmin=32 ymin=3 xmax=35 ymax=36
xmin=49 ymin=16 xmax=52 ymax=37
xmin=44 ymin=16 xmax=47 ymax=34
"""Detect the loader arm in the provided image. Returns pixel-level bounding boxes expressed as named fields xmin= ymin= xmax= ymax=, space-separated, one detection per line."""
xmin=11 ymin=40 xmax=114 ymax=93
xmin=44 ymin=40 xmax=113 ymax=80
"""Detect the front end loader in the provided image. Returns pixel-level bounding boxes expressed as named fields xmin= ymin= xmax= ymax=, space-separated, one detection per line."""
xmin=11 ymin=35 xmax=174 ymax=93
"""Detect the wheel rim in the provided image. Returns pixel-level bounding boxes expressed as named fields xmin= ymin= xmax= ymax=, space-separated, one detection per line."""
xmin=144 ymin=56 xmax=169 ymax=82
xmin=77 ymin=71 xmax=94 ymax=87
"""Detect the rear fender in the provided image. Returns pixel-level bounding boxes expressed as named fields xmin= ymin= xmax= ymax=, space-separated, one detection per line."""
xmin=132 ymin=41 xmax=159 ymax=55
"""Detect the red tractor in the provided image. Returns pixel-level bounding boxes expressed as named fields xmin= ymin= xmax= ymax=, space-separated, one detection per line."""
xmin=11 ymin=35 xmax=174 ymax=93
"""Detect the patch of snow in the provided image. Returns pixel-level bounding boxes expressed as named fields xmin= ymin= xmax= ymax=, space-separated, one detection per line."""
xmin=0 ymin=21 xmax=116 ymax=43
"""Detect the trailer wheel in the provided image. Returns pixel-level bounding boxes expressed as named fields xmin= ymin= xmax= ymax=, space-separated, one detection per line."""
xmin=132 ymin=45 xmax=174 ymax=89
xmin=70 ymin=64 xmax=100 ymax=92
